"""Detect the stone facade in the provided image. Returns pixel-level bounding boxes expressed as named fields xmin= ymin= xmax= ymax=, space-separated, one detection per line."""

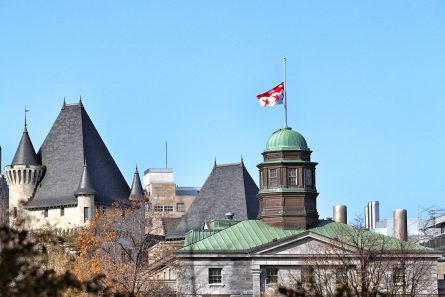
xmin=144 ymin=168 xmax=198 ymax=219
xmin=0 ymin=173 xmax=9 ymax=225
xmin=177 ymin=234 xmax=440 ymax=297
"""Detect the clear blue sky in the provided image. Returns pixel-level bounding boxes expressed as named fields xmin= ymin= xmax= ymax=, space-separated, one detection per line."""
xmin=1 ymin=1 xmax=445 ymax=222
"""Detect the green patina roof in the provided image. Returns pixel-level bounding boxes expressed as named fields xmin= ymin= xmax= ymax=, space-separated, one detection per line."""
xmin=178 ymin=220 xmax=432 ymax=253
xmin=179 ymin=220 xmax=303 ymax=252
xmin=265 ymin=127 xmax=309 ymax=152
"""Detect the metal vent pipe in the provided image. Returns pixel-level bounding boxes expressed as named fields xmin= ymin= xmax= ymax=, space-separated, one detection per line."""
xmin=393 ymin=209 xmax=408 ymax=241
xmin=333 ymin=205 xmax=347 ymax=224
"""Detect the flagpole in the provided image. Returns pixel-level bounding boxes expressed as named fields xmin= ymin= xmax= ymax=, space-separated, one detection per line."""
xmin=284 ymin=57 xmax=288 ymax=128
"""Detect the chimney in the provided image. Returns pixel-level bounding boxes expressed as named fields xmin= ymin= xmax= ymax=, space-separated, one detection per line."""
xmin=365 ymin=206 xmax=369 ymax=229
xmin=365 ymin=201 xmax=379 ymax=230
xmin=333 ymin=205 xmax=347 ymax=224
xmin=393 ymin=209 xmax=408 ymax=241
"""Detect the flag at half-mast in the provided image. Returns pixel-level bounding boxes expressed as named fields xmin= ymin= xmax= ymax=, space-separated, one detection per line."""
xmin=256 ymin=82 xmax=284 ymax=107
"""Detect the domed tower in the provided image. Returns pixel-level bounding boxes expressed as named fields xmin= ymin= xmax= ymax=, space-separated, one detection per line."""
xmin=5 ymin=121 xmax=45 ymax=221
xmin=129 ymin=165 xmax=144 ymax=201
xmin=257 ymin=127 xmax=318 ymax=230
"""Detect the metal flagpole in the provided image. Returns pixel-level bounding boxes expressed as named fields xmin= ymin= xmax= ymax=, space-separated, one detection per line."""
xmin=284 ymin=57 xmax=288 ymax=128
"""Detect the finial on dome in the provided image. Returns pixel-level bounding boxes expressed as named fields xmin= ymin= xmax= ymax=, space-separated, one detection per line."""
xmin=214 ymin=157 xmax=217 ymax=169
xmin=62 ymin=97 xmax=66 ymax=109
xmin=240 ymin=154 xmax=244 ymax=165
xmin=79 ymin=95 xmax=83 ymax=107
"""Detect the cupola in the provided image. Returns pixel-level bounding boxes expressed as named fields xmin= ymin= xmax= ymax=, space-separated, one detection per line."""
xmin=258 ymin=127 xmax=319 ymax=230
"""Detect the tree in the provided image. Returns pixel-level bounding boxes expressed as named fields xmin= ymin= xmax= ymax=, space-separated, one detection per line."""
xmin=277 ymin=219 xmax=438 ymax=297
xmin=0 ymin=220 xmax=108 ymax=297
xmin=74 ymin=201 xmax=178 ymax=297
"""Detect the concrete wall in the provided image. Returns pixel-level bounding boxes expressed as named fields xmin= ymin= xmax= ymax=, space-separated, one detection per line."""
xmin=144 ymin=170 xmax=174 ymax=186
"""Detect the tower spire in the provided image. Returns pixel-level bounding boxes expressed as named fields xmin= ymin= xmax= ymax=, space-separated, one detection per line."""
xmin=24 ymin=106 xmax=29 ymax=129
xmin=129 ymin=164 xmax=144 ymax=201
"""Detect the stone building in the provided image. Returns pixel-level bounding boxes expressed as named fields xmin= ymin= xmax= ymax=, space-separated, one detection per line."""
xmin=175 ymin=127 xmax=441 ymax=296
xmin=4 ymin=101 xmax=136 ymax=230
xmin=0 ymin=146 xmax=9 ymax=225
xmin=144 ymin=168 xmax=199 ymax=219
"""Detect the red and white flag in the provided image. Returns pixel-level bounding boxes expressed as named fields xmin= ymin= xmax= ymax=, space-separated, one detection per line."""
xmin=256 ymin=82 xmax=284 ymax=107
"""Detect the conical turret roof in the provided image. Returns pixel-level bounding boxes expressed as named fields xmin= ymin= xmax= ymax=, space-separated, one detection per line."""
xmin=75 ymin=163 xmax=96 ymax=196
xmin=129 ymin=166 xmax=144 ymax=200
xmin=11 ymin=127 xmax=41 ymax=166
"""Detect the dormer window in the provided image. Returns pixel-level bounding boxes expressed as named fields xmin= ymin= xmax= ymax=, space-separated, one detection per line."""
xmin=269 ymin=169 xmax=278 ymax=188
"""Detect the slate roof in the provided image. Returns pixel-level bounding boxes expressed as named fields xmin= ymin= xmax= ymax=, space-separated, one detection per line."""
xmin=27 ymin=103 xmax=130 ymax=209
xmin=11 ymin=127 xmax=41 ymax=166
xmin=75 ymin=163 xmax=97 ymax=196
xmin=169 ymin=162 xmax=259 ymax=238
xmin=129 ymin=166 xmax=144 ymax=200
xmin=163 ymin=217 xmax=182 ymax=238
xmin=178 ymin=220 xmax=433 ymax=253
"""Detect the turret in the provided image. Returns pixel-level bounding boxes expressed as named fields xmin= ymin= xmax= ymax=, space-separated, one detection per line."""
xmin=75 ymin=162 xmax=96 ymax=225
xmin=5 ymin=119 xmax=45 ymax=222
xmin=257 ymin=127 xmax=319 ymax=230
xmin=0 ymin=146 xmax=9 ymax=224
xmin=129 ymin=165 xmax=144 ymax=201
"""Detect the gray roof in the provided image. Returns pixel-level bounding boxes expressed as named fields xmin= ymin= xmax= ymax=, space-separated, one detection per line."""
xmin=75 ymin=163 xmax=97 ymax=196
xmin=163 ymin=217 xmax=182 ymax=238
xmin=27 ymin=103 xmax=130 ymax=209
xmin=11 ymin=127 xmax=41 ymax=166
xmin=169 ymin=162 xmax=259 ymax=238
xmin=176 ymin=187 xmax=200 ymax=196
xmin=129 ymin=166 xmax=144 ymax=200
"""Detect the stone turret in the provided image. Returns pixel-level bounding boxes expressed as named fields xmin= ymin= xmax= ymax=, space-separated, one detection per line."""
xmin=0 ymin=146 xmax=9 ymax=224
xmin=75 ymin=162 xmax=96 ymax=225
xmin=129 ymin=165 xmax=144 ymax=201
xmin=5 ymin=124 xmax=45 ymax=222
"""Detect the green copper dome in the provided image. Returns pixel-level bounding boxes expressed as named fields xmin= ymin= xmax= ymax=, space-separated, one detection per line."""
xmin=265 ymin=127 xmax=309 ymax=152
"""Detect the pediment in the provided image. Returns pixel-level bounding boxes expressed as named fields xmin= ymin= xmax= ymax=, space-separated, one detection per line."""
xmin=251 ymin=232 xmax=357 ymax=255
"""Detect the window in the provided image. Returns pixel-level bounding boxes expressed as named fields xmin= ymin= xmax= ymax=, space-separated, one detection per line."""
xmin=288 ymin=168 xmax=297 ymax=187
xmin=84 ymin=207 xmax=89 ymax=223
xmin=154 ymin=205 xmax=163 ymax=212
xmin=164 ymin=205 xmax=173 ymax=212
xmin=301 ymin=266 xmax=314 ymax=283
xmin=208 ymin=268 xmax=222 ymax=284
xmin=266 ymin=268 xmax=279 ymax=284
xmin=336 ymin=268 xmax=348 ymax=284
xmin=269 ymin=168 xmax=278 ymax=187
xmin=304 ymin=168 xmax=313 ymax=187
xmin=44 ymin=209 xmax=48 ymax=218
xmin=176 ymin=203 xmax=185 ymax=212
xmin=393 ymin=268 xmax=405 ymax=285
xmin=60 ymin=207 xmax=65 ymax=216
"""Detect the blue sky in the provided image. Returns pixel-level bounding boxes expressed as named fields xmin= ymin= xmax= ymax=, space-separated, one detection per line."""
xmin=1 ymin=1 xmax=445 ymax=222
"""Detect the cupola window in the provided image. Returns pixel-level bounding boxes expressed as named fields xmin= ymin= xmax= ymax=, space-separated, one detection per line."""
xmin=288 ymin=168 xmax=297 ymax=187
xmin=269 ymin=169 xmax=278 ymax=188
xmin=305 ymin=168 xmax=313 ymax=187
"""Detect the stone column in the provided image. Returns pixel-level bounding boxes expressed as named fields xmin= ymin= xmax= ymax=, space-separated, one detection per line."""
xmin=251 ymin=266 xmax=262 ymax=297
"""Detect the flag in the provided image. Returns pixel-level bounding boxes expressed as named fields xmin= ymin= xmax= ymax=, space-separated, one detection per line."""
xmin=256 ymin=82 xmax=284 ymax=107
